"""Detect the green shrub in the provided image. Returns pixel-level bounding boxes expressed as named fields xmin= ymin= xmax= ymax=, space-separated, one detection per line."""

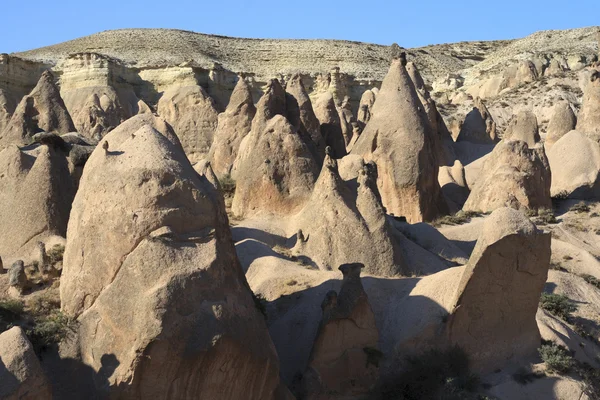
xmin=27 ymin=311 xmax=74 ymax=354
xmin=539 ymin=342 xmax=575 ymax=374
xmin=218 ymin=174 xmax=236 ymax=196
xmin=47 ymin=244 xmax=65 ymax=265
xmin=570 ymin=201 xmax=590 ymax=213
xmin=0 ymin=299 xmax=24 ymax=316
xmin=539 ymin=293 xmax=577 ymax=321
xmin=536 ymin=208 xmax=558 ymax=224
xmin=581 ymin=274 xmax=600 ymax=290
xmin=432 ymin=211 xmax=481 ymax=227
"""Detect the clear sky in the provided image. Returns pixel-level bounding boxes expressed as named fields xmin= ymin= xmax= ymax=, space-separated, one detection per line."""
xmin=1 ymin=0 xmax=598 ymax=53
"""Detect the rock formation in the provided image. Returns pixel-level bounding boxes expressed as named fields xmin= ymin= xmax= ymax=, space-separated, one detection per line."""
xmin=156 ymin=84 xmax=219 ymax=163
xmin=463 ymin=140 xmax=551 ymax=212
xmin=503 ymin=110 xmax=541 ymax=147
xmin=292 ymin=151 xmax=407 ymax=275
xmin=232 ymin=79 xmax=319 ymax=217
xmin=351 ymin=58 xmax=448 ymax=222
xmin=0 ymin=327 xmax=52 ymax=400
xmin=60 ymin=119 xmax=290 ymax=399
xmin=313 ymin=92 xmax=346 ymax=158
xmin=357 ymin=89 xmax=376 ymax=126
xmin=547 ymin=130 xmax=600 ymax=199
xmin=456 ymin=97 xmax=498 ymax=144
xmin=576 ymin=69 xmax=600 ymax=142
xmin=545 ymin=102 xmax=576 ymax=148
xmin=301 ymin=263 xmax=379 ymax=397
xmin=446 ymin=208 xmax=551 ymax=372
xmin=207 ymin=76 xmax=256 ymax=177
xmin=337 ymin=96 xmax=355 ymax=146
xmin=438 ymin=160 xmax=470 ymax=213
xmin=0 ymin=71 xmax=75 ymax=148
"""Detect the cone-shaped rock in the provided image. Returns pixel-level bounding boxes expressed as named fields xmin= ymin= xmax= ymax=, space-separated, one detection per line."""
xmin=457 ymin=97 xmax=498 ymax=144
xmin=301 ymin=263 xmax=379 ymax=397
xmin=463 ymin=140 xmax=551 ymax=213
xmin=545 ymin=102 xmax=576 ymax=148
xmin=292 ymin=152 xmax=407 ymax=275
xmin=503 ymin=110 xmax=541 ymax=147
xmin=576 ymin=69 xmax=600 ymax=142
xmin=357 ymin=89 xmax=376 ymax=126
xmin=60 ymin=120 xmax=289 ymax=399
xmin=0 ymin=88 xmax=13 ymax=135
xmin=313 ymin=92 xmax=347 ymax=158
xmin=439 ymin=160 xmax=470 ymax=213
xmin=0 ymin=71 xmax=75 ymax=147
xmin=446 ymin=208 xmax=550 ymax=372
xmin=337 ymin=96 xmax=355 ymax=146
xmin=548 ymin=130 xmax=600 ymax=199
xmin=351 ymin=59 xmax=448 ymax=222
xmin=156 ymin=84 xmax=219 ymax=163
xmin=208 ymin=76 xmax=256 ymax=177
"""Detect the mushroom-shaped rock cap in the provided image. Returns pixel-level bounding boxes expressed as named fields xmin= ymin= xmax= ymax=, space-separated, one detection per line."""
xmin=338 ymin=262 xmax=364 ymax=279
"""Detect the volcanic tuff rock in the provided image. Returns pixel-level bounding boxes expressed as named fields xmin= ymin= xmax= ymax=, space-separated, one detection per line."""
xmin=545 ymin=102 xmax=577 ymax=148
xmin=232 ymin=79 xmax=319 ymax=217
xmin=463 ymin=140 xmax=551 ymax=213
xmin=576 ymin=68 xmax=600 ymax=142
xmin=446 ymin=208 xmax=551 ymax=372
xmin=438 ymin=160 xmax=470 ymax=213
xmin=60 ymin=116 xmax=289 ymax=399
xmin=0 ymin=327 xmax=52 ymax=400
xmin=313 ymin=91 xmax=346 ymax=158
xmin=456 ymin=97 xmax=498 ymax=144
xmin=503 ymin=110 xmax=541 ymax=147
xmin=207 ymin=76 xmax=256 ymax=177
xmin=351 ymin=58 xmax=448 ymax=223
xmin=0 ymin=71 xmax=75 ymax=148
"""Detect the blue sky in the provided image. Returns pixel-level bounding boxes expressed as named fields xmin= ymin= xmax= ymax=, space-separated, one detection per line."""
xmin=0 ymin=0 xmax=598 ymax=53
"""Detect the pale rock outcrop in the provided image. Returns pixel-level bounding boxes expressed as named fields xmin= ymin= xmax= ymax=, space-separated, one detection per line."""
xmin=337 ymin=96 xmax=355 ymax=146
xmin=207 ymin=76 xmax=256 ymax=177
xmin=292 ymin=152 xmax=407 ymax=276
xmin=60 ymin=120 xmax=290 ymax=399
xmin=544 ymin=58 xmax=565 ymax=76
xmin=0 ymin=71 xmax=75 ymax=147
xmin=0 ymin=327 xmax=51 ymax=400
xmin=286 ymin=74 xmax=326 ymax=163
xmin=351 ymin=59 xmax=448 ymax=222
xmin=446 ymin=208 xmax=551 ymax=372
xmin=547 ymin=130 xmax=600 ymax=199
xmin=463 ymin=140 xmax=551 ymax=212
xmin=0 ymin=88 xmax=13 ymax=134
xmin=456 ymin=97 xmax=498 ymax=144
xmin=576 ymin=69 xmax=600 ymax=143
xmin=357 ymin=89 xmax=376 ymax=126
xmin=503 ymin=110 xmax=541 ymax=147
xmin=438 ymin=160 xmax=470 ymax=213
xmin=0 ymin=143 xmax=73 ymax=263
xmin=301 ymin=263 xmax=379 ymax=398
xmin=156 ymin=84 xmax=219 ymax=163
xmin=545 ymin=102 xmax=576 ymax=148
xmin=313 ymin=92 xmax=346 ymax=158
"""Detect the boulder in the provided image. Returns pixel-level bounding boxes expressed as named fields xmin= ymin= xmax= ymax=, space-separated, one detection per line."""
xmin=292 ymin=151 xmax=407 ymax=276
xmin=547 ymin=130 xmax=600 ymax=199
xmin=207 ymin=76 xmax=256 ymax=177
xmin=351 ymin=59 xmax=448 ymax=222
xmin=575 ymin=69 xmax=600 ymax=143
xmin=463 ymin=140 xmax=551 ymax=213
xmin=232 ymin=80 xmax=319 ymax=218
xmin=301 ymin=263 xmax=379 ymax=397
xmin=313 ymin=92 xmax=346 ymax=158
xmin=60 ymin=120 xmax=290 ymax=399
xmin=446 ymin=208 xmax=551 ymax=372
xmin=156 ymin=85 xmax=219 ymax=163
xmin=456 ymin=97 xmax=498 ymax=144
xmin=503 ymin=110 xmax=541 ymax=147
xmin=0 ymin=327 xmax=51 ymax=400
xmin=545 ymin=102 xmax=576 ymax=148
xmin=0 ymin=71 xmax=75 ymax=148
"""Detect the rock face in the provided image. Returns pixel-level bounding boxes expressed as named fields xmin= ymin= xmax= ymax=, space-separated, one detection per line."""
xmin=545 ymin=102 xmax=576 ymax=148
xmin=0 ymin=71 xmax=75 ymax=147
xmin=503 ymin=110 xmax=541 ymax=147
xmin=0 ymin=327 xmax=52 ymax=400
xmin=576 ymin=69 xmax=600 ymax=142
xmin=60 ymin=119 xmax=288 ymax=399
xmin=313 ymin=92 xmax=346 ymax=158
xmin=156 ymin=84 xmax=219 ymax=163
xmin=232 ymin=80 xmax=319 ymax=217
xmin=456 ymin=97 xmax=497 ymax=144
xmin=207 ymin=76 xmax=256 ymax=177
xmin=0 ymin=143 xmax=73 ymax=261
xmin=463 ymin=140 xmax=551 ymax=212
xmin=292 ymin=153 xmax=407 ymax=276
xmin=547 ymin=130 xmax=600 ymax=199
xmin=301 ymin=263 xmax=379 ymax=397
xmin=351 ymin=59 xmax=447 ymax=223
xmin=446 ymin=208 xmax=551 ymax=372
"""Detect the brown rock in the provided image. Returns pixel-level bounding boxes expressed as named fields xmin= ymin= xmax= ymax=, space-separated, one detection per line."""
xmin=503 ymin=110 xmax=541 ymax=147
xmin=313 ymin=92 xmax=346 ymax=158
xmin=457 ymin=97 xmax=498 ymax=144
xmin=351 ymin=59 xmax=448 ymax=222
